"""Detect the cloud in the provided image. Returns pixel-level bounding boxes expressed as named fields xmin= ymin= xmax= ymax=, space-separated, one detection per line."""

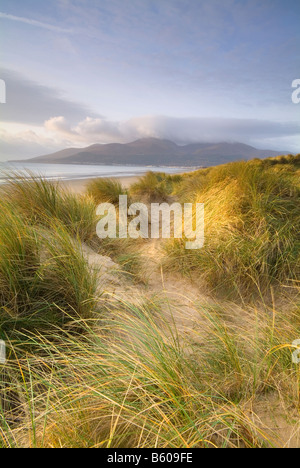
xmin=0 ymin=68 xmax=99 ymax=125
xmin=44 ymin=115 xmax=300 ymax=151
xmin=45 ymin=116 xmax=123 ymax=143
xmin=1 ymin=113 xmax=299 ymax=161
xmin=0 ymin=12 xmax=73 ymax=33
xmin=45 ymin=116 xmax=72 ymax=135
xmin=0 ymin=127 xmax=65 ymax=160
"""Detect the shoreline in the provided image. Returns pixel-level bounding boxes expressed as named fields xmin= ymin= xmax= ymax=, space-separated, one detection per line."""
xmin=0 ymin=164 xmax=198 ymax=194
xmin=0 ymin=167 xmax=196 ymax=194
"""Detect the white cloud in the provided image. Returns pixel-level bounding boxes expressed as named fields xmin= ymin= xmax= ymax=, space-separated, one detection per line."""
xmin=44 ymin=116 xmax=123 ymax=143
xmin=0 ymin=126 xmax=66 ymax=160
xmin=45 ymin=116 xmax=72 ymax=135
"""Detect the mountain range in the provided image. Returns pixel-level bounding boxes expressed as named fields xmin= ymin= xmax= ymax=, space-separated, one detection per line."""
xmin=18 ymin=138 xmax=285 ymax=167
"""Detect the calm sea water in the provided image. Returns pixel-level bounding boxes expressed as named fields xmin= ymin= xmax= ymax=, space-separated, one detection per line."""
xmin=0 ymin=162 xmax=189 ymax=184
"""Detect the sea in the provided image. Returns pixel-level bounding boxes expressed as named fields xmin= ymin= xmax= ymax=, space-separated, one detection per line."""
xmin=0 ymin=162 xmax=191 ymax=184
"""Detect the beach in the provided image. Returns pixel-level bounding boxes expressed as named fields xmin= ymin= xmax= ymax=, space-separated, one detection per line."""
xmin=0 ymin=161 xmax=189 ymax=192
xmin=60 ymin=175 xmax=140 ymax=193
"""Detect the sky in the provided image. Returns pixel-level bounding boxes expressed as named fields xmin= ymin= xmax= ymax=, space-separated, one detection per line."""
xmin=0 ymin=0 xmax=299 ymax=161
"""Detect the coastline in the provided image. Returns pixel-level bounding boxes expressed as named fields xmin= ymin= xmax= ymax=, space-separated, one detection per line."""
xmin=0 ymin=162 xmax=194 ymax=193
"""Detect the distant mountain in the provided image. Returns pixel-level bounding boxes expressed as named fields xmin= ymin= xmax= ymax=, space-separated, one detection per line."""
xmin=17 ymin=138 xmax=285 ymax=167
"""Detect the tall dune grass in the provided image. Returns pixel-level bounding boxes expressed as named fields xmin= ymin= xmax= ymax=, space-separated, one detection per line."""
xmin=130 ymin=172 xmax=180 ymax=202
xmin=0 ymin=200 xmax=98 ymax=339
xmin=3 ymin=172 xmax=98 ymax=242
xmin=1 ymin=163 xmax=300 ymax=448
xmin=164 ymin=161 xmax=300 ymax=297
xmin=2 ymin=295 xmax=300 ymax=448
xmin=86 ymin=178 xmax=127 ymax=205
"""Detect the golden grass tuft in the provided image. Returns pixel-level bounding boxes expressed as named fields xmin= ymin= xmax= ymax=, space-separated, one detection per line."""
xmin=86 ymin=178 xmax=127 ymax=205
xmin=164 ymin=161 xmax=300 ymax=297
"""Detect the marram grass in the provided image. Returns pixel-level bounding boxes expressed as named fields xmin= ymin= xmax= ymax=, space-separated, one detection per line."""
xmin=3 ymin=172 xmax=98 ymax=242
xmin=86 ymin=177 xmax=127 ymax=205
xmin=0 ymin=198 xmax=99 ymax=338
xmin=1 ymin=295 xmax=300 ymax=448
xmin=0 ymin=159 xmax=300 ymax=448
xmin=164 ymin=160 xmax=300 ymax=298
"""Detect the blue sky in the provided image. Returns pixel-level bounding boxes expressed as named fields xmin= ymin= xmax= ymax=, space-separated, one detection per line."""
xmin=0 ymin=0 xmax=299 ymax=160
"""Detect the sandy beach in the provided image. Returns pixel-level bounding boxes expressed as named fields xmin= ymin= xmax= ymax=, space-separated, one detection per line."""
xmin=59 ymin=175 xmax=140 ymax=194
